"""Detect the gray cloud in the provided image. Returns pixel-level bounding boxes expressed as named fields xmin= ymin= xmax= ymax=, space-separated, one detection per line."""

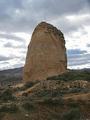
xmin=11 ymin=62 xmax=24 ymax=69
xmin=68 ymin=53 xmax=90 ymax=67
xmin=0 ymin=54 xmax=23 ymax=62
xmin=67 ymin=49 xmax=90 ymax=68
xmin=4 ymin=42 xmax=13 ymax=48
xmin=87 ymin=0 xmax=90 ymax=5
xmin=0 ymin=0 xmax=89 ymax=33
xmin=0 ymin=33 xmax=25 ymax=41
xmin=34 ymin=0 xmax=87 ymax=15
xmin=0 ymin=0 xmax=90 ymax=70
xmin=87 ymin=44 xmax=90 ymax=47
xmin=4 ymin=42 xmax=26 ymax=49
xmin=67 ymin=49 xmax=87 ymax=56
xmin=0 ymin=55 xmax=13 ymax=61
xmin=0 ymin=56 xmax=25 ymax=70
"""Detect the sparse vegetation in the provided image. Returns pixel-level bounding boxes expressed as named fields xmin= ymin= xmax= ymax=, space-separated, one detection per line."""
xmin=0 ymin=103 xmax=19 ymax=113
xmin=41 ymin=97 xmax=64 ymax=106
xmin=0 ymin=88 xmax=15 ymax=101
xmin=18 ymin=81 xmax=38 ymax=92
xmin=67 ymin=100 xmax=80 ymax=108
xmin=34 ymin=90 xmax=51 ymax=98
xmin=0 ymin=68 xmax=89 ymax=119
xmin=62 ymin=108 xmax=81 ymax=120
xmin=22 ymin=102 xmax=35 ymax=111
xmin=47 ymin=70 xmax=90 ymax=81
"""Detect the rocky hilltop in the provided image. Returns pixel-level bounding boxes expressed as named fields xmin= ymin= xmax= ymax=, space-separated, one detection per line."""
xmin=23 ymin=22 xmax=67 ymax=82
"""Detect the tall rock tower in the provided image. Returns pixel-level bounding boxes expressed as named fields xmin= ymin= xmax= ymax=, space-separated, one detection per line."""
xmin=23 ymin=22 xmax=67 ymax=82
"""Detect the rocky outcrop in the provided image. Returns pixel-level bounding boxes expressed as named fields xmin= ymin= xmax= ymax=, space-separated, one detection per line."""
xmin=23 ymin=22 xmax=67 ymax=82
xmin=40 ymin=80 xmax=89 ymax=90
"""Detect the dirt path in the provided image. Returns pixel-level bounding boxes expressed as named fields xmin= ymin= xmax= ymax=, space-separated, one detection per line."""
xmin=63 ymin=93 xmax=90 ymax=101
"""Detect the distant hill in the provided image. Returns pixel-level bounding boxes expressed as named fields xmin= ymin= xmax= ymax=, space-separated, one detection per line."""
xmin=0 ymin=67 xmax=90 ymax=87
xmin=0 ymin=67 xmax=23 ymax=87
xmin=0 ymin=67 xmax=23 ymax=76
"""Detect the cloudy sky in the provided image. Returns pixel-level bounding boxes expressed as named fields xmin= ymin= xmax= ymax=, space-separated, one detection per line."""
xmin=0 ymin=0 xmax=90 ymax=70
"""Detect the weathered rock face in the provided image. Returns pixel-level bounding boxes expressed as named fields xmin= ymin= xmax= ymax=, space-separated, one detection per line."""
xmin=23 ymin=22 xmax=67 ymax=82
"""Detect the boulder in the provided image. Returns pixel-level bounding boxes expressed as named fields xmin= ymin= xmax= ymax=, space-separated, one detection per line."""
xmin=23 ymin=22 xmax=67 ymax=82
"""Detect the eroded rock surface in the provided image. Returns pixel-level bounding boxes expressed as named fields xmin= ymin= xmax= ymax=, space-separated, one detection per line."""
xmin=23 ymin=22 xmax=67 ymax=82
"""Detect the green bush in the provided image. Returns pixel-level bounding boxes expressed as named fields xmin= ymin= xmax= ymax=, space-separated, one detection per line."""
xmin=62 ymin=108 xmax=81 ymax=120
xmin=69 ymin=88 xmax=83 ymax=93
xmin=0 ymin=89 xmax=15 ymax=101
xmin=0 ymin=103 xmax=19 ymax=113
xmin=47 ymin=70 xmax=90 ymax=81
xmin=42 ymin=98 xmax=64 ymax=106
xmin=35 ymin=90 xmax=51 ymax=98
xmin=68 ymin=101 xmax=80 ymax=108
xmin=22 ymin=102 xmax=35 ymax=111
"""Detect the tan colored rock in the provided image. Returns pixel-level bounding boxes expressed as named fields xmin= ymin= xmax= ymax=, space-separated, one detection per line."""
xmin=23 ymin=22 xmax=67 ymax=82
